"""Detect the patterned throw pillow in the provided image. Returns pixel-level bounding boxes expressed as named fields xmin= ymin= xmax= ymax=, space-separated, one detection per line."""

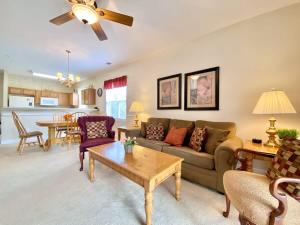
xmin=266 ymin=138 xmax=300 ymax=201
xmin=189 ymin=127 xmax=207 ymax=151
xmin=146 ymin=123 xmax=164 ymax=141
xmin=86 ymin=121 xmax=108 ymax=139
xmin=164 ymin=127 xmax=188 ymax=147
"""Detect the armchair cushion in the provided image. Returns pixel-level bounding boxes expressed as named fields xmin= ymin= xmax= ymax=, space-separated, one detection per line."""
xmin=267 ymin=138 xmax=300 ymax=201
xmin=79 ymin=137 xmax=114 ymax=152
xmin=224 ymin=170 xmax=300 ymax=225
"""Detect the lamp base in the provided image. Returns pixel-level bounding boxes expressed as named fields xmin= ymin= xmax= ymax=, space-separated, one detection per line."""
xmin=264 ymin=117 xmax=279 ymax=147
xmin=133 ymin=119 xmax=139 ymax=127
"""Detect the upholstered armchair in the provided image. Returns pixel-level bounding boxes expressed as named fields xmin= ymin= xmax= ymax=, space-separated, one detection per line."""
xmin=223 ymin=139 xmax=300 ymax=225
xmin=77 ymin=116 xmax=115 ymax=171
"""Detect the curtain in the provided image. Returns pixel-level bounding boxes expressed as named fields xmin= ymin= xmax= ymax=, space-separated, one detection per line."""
xmin=104 ymin=76 xmax=127 ymax=89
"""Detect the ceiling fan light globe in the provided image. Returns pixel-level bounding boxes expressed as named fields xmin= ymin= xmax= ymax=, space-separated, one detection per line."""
xmin=75 ymin=76 xmax=81 ymax=82
xmin=72 ymin=4 xmax=99 ymax=24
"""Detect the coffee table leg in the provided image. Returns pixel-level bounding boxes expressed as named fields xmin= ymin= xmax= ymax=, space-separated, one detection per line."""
xmin=89 ymin=153 xmax=95 ymax=182
xmin=145 ymin=190 xmax=153 ymax=225
xmin=175 ymin=164 xmax=181 ymax=200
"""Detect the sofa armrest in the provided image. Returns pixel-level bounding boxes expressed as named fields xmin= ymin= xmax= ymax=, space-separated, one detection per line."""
xmin=214 ymin=136 xmax=243 ymax=193
xmin=125 ymin=128 xmax=142 ymax=138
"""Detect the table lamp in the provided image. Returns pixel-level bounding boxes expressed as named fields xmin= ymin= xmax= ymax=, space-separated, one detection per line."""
xmin=253 ymin=90 xmax=296 ymax=147
xmin=129 ymin=101 xmax=144 ymax=127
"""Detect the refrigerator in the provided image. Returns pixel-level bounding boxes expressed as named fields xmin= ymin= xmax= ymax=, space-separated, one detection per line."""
xmin=9 ymin=95 xmax=35 ymax=108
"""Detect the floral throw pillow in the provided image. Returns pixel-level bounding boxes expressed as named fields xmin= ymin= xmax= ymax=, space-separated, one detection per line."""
xmin=189 ymin=127 xmax=207 ymax=151
xmin=86 ymin=121 xmax=108 ymax=139
xmin=146 ymin=123 xmax=164 ymax=141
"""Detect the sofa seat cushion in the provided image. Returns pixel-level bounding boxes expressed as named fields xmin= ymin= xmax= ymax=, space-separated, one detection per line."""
xmin=136 ymin=137 xmax=170 ymax=151
xmin=224 ymin=170 xmax=300 ymax=225
xmin=163 ymin=146 xmax=214 ymax=170
xmin=80 ymin=137 xmax=114 ymax=152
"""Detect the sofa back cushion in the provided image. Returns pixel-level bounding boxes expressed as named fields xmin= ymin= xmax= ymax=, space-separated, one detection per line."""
xmin=164 ymin=127 xmax=188 ymax=147
xmin=148 ymin=118 xmax=170 ymax=137
xmin=169 ymin=119 xmax=195 ymax=145
xmin=266 ymin=138 xmax=300 ymax=201
xmin=204 ymin=127 xmax=230 ymax=155
xmin=195 ymin=120 xmax=236 ymax=138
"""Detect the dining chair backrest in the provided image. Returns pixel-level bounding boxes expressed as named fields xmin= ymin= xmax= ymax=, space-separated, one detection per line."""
xmin=12 ymin=111 xmax=27 ymax=137
xmin=66 ymin=112 xmax=88 ymax=134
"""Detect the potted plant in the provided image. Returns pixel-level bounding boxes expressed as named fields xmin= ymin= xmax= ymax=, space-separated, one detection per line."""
xmin=277 ymin=129 xmax=299 ymax=144
xmin=122 ymin=137 xmax=137 ymax=153
xmin=63 ymin=113 xmax=72 ymax=121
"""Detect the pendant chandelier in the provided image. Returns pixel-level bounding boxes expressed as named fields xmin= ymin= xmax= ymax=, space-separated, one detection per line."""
xmin=56 ymin=50 xmax=80 ymax=88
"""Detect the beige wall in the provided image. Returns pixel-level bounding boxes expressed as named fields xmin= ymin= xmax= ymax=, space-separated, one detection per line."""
xmin=77 ymin=4 xmax=300 ymax=140
xmin=8 ymin=74 xmax=73 ymax=93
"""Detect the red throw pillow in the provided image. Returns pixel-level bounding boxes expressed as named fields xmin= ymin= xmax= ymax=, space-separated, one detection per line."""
xmin=164 ymin=127 xmax=188 ymax=147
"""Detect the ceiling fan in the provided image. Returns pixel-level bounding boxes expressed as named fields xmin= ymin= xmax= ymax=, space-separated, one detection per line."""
xmin=49 ymin=0 xmax=134 ymax=41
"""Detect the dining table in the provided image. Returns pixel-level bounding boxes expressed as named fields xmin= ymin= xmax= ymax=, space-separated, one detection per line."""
xmin=36 ymin=120 xmax=76 ymax=150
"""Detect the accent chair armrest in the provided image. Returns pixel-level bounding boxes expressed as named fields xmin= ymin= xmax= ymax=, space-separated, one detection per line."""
xmin=269 ymin=177 xmax=300 ymax=224
xmin=214 ymin=136 xmax=243 ymax=193
xmin=125 ymin=128 xmax=142 ymax=138
xmin=108 ymin=130 xmax=115 ymax=139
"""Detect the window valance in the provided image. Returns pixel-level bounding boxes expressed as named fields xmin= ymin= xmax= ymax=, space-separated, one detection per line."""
xmin=104 ymin=76 xmax=127 ymax=89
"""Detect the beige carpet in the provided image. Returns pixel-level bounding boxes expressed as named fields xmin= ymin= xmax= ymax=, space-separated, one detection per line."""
xmin=0 ymin=144 xmax=239 ymax=225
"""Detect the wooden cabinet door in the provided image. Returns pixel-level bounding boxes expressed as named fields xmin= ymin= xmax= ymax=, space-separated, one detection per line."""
xmin=69 ymin=93 xmax=79 ymax=107
xmin=87 ymin=88 xmax=96 ymax=105
xmin=41 ymin=90 xmax=50 ymax=97
xmin=58 ymin=93 xmax=69 ymax=106
xmin=50 ymin=91 xmax=58 ymax=98
xmin=23 ymin=89 xmax=35 ymax=96
xmin=8 ymin=87 xmax=24 ymax=95
xmin=35 ymin=90 xmax=41 ymax=104
xmin=81 ymin=88 xmax=96 ymax=105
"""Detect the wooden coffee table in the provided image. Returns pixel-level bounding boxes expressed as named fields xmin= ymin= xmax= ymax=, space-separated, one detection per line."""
xmin=88 ymin=142 xmax=183 ymax=225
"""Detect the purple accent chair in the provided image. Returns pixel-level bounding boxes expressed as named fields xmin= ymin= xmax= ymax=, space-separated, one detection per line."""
xmin=78 ymin=116 xmax=115 ymax=171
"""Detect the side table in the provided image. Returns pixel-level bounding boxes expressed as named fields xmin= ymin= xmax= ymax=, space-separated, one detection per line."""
xmin=236 ymin=140 xmax=279 ymax=172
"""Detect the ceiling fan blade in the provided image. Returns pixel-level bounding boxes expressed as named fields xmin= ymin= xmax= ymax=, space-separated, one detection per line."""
xmin=49 ymin=11 xmax=75 ymax=25
xmin=91 ymin=23 xmax=108 ymax=41
xmin=96 ymin=8 xmax=133 ymax=27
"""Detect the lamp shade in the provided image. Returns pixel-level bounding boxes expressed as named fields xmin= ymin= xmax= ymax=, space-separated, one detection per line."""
xmin=129 ymin=101 xmax=144 ymax=113
xmin=253 ymin=90 xmax=296 ymax=114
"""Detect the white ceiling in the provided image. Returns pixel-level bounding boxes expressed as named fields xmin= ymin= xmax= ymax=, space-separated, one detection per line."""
xmin=0 ymin=0 xmax=299 ymax=79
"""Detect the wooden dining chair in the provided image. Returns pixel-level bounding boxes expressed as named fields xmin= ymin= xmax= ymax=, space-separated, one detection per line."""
xmin=12 ymin=111 xmax=46 ymax=154
xmin=53 ymin=113 xmax=67 ymax=139
xmin=64 ymin=112 xmax=88 ymax=148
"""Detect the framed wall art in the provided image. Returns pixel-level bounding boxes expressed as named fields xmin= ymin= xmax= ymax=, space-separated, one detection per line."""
xmin=184 ymin=67 xmax=219 ymax=110
xmin=157 ymin=74 xmax=182 ymax=110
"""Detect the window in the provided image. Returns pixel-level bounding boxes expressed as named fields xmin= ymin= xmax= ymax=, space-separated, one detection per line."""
xmin=106 ymin=86 xmax=127 ymax=119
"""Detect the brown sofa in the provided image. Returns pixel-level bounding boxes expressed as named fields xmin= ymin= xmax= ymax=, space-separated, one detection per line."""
xmin=126 ymin=117 xmax=243 ymax=193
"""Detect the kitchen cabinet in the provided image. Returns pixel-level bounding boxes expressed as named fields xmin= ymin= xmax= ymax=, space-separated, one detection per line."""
xmin=69 ymin=93 xmax=79 ymax=107
xmin=81 ymin=88 xmax=96 ymax=105
xmin=8 ymin=87 xmax=24 ymax=95
xmin=35 ymin=90 xmax=42 ymax=104
xmin=58 ymin=93 xmax=69 ymax=106
xmin=23 ymin=89 xmax=35 ymax=96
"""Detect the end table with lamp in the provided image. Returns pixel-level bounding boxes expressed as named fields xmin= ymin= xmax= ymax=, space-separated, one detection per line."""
xmin=129 ymin=101 xmax=144 ymax=127
xmin=252 ymin=89 xmax=296 ymax=147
